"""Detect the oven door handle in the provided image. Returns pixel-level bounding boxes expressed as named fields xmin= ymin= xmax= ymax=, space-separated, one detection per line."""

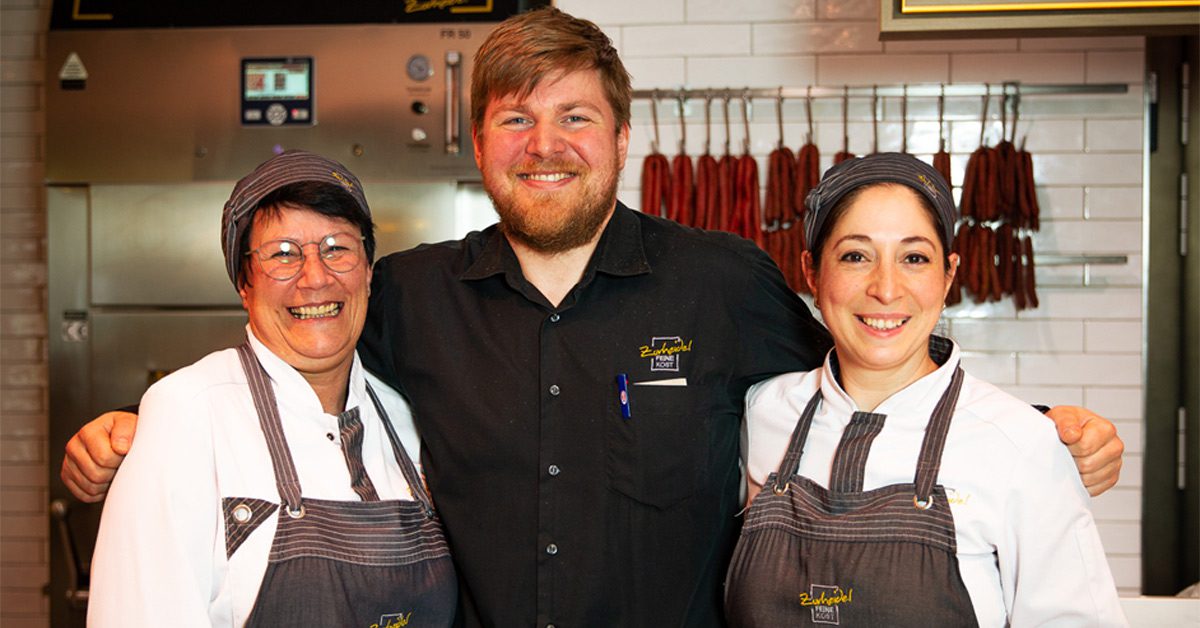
xmin=445 ymin=50 xmax=463 ymax=155
xmin=50 ymin=499 xmax=90 ymax=609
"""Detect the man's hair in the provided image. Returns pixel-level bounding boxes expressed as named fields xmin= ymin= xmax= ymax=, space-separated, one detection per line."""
xmin=237 ymin=181 xmax=376 ymax=287
xmin=471 ymin=7 xmax=632 ymax=133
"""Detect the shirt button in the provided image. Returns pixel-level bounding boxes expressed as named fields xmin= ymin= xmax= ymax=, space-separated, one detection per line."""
xmin=549 ymin=384 xmax=560 ymax=396
xmin=545 ymin=543 xmax=558 ymax=555
xmin=548 ymin=464 xmax=561 ymax=476
xmin=549 ymin=313 xmax=561 ymax=322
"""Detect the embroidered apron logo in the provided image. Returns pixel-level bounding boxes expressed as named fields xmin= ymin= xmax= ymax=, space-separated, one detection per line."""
xmin=639 ymin=336 xmax=693 ymax=372
xmin=372 ymin=611 xmax=413 ymax=627
xmin=799 ymin=584 xmax=853 ymax=625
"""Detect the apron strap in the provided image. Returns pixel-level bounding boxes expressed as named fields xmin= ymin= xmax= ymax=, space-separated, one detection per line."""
xmin=770 ymin=391 xmax=823 ymax=495
xmin=236 ymin=341 xmax=304 ymax=516
xmin=829 ymin=411 xmax=887 ymax=493
xmin=913 ymin=365 xmax=965 ymax=507
xmin=336 ymin=406 xmax=381 ymax=502
xmin=364 ymin=382 xmax=437 ymax=516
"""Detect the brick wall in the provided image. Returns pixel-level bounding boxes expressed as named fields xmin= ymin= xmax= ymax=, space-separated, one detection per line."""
xmin=559 ymin=0 xmax=1146 ymax=595
xmin=1 ymin=0 xmax=51 ymax=625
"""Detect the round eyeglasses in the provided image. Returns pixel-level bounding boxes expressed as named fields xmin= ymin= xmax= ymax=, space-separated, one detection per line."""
xmin=245 ymin=232 xmax=366 ymax=281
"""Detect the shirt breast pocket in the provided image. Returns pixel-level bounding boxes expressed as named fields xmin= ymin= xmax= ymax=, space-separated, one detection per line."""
xmin=605 ymin=384 xmax=711 ymax=509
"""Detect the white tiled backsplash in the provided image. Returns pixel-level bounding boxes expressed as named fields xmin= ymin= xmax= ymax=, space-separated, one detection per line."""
xmin=560 ymin=0 xmax=1146 ymax=594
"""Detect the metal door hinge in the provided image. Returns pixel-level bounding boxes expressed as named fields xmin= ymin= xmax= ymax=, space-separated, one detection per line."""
xmin=1179 ymin=407 xmax=1189 ymax=490
xmin=1181 ymin=62 xmax=1190 ymax=146
xmin=1182 ymin=172 xmax=1190 ymax=257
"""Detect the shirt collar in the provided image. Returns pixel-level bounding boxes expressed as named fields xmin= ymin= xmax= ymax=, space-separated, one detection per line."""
xmin=458 ymin=201 xmax=652 ymax=284
xmin=245 ymin=325 xmax=367 ymax=414
xmin=817 ymin=335 xmax=961 ymax=421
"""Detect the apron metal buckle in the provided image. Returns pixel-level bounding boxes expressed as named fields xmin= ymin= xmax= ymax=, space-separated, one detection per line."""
xmin=912 ymin=495 xmax=934 ymax=510
xmin=772 ymin=482 xmax=789 ymax=496
xmin=285 ymin=504 xmax=306 ymax=519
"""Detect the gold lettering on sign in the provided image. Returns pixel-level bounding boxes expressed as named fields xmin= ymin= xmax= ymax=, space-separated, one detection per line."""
xmin=406 ymin=0 xmax=471 ymax=13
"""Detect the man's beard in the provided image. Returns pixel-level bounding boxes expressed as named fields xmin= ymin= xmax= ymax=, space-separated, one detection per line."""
xmin=486 ymin=158 xmax=620 ymax=254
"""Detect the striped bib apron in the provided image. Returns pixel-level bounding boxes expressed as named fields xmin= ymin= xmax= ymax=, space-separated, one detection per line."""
xmin=724 ymin=366 xmax=978 ymax=627
xmin=227 ymin=341 xmax=457 ymax=627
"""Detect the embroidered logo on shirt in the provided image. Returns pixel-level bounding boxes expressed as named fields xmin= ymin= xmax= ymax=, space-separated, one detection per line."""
xmin=946 ymin=487 xmax=972 ymax=505
xmin=799 ymin=584 xmax=853 ymax=625
xmin=371 ymin=611 xmax=412 ymax=628
xmin=639 ymin=336 xmax=693 ymax=372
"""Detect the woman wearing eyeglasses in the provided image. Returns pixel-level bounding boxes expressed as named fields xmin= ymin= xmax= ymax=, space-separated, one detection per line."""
xmin=88 ymin=151 xmax=457 ymax=627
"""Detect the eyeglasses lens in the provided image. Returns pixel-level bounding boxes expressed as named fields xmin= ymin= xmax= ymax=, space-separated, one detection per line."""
xmin=255 ymin=232 xmax=363 ymax=280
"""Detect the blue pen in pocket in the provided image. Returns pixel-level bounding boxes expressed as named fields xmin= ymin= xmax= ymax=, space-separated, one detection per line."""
xmin=616 ymin=373 xmax=632 ymax=419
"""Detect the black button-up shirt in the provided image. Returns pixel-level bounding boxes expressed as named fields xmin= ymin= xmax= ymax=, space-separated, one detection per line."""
xmin=360 ymin=203 xmax=832 ymax=626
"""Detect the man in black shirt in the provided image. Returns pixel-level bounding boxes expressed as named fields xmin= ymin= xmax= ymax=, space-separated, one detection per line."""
xmin=64 ymin=7 xmax=1125 ymax=626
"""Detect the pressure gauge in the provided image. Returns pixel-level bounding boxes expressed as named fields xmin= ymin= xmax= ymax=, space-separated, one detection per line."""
xmin=406 ymin=54 xmax=432 ymax=82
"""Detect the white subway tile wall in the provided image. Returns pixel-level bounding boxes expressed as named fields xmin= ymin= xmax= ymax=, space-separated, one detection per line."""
xmin=1 ymin=0 xmax=51 ymax=624
xmin=560 ymin=0 xmax=1146 ymax=595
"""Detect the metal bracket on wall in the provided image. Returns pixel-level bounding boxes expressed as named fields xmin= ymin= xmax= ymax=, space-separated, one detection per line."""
xmin=1035 ymin=254 xmax=1128 ymax=266
xmin=631 ymin=83 xmax=1129 ymax=103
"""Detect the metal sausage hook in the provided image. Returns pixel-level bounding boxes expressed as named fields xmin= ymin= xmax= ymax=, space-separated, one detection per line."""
xmin=841 ymin=85 xmax=850 ymax=156
xmin=650 ymin=89 xmax=662 ymax=155
xmin=938 ymin=83 xmax=947 ymax=154
xmin=978 ymin=83 xmax=991 ymax=148
xmin=722 ymin=93 xmax=733 ymax=157
xmin=704 ymin=91 xmax=713 ymax=156
xmin=775 ymin=86 xmax=786 ymax=151
xmin=901 ymin=84 xmax=909 ymax=154
xmin=740 ymin=88 xmax=753 ymax=155
xmin=871 ymin=84 xmax=880 ymax=155
xmin=676 ymin=91 xmax=688 ymax=155
xmin=805 ymin=85 xmax=815 ymax=147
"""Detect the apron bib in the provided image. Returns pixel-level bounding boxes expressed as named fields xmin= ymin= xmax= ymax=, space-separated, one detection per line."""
xmin=725 ymin=366 xmax=978 ymax=627
xmin=225 ymin=341 xmax=457 ymax=627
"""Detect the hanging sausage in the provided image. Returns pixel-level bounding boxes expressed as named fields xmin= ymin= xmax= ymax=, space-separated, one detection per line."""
xmin=667 ymin=96 xmax=694 ymax=225
xmin=717 ymin=96 xmax=738 ymax=233
xmin=694 ymin=94 xmax=720 ymax=231
xmin=640 ymin=93 xmax=671 ymax=218
xmin=731 ymin=93 xmax=763 ymax=248
xmin=933 ymin=85 xmax=952 ymax=187
xmin=993 ymin=86 xmax=1020 ymax=227
xmin=791 ymin=88 xmax=819 ymax=293
xmin=763 ymin=90 xmax=800 ymax=291
xmin=1011 ymin=88 xmax=1039 ymax=309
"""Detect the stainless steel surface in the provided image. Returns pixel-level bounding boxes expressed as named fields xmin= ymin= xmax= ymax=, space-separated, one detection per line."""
xmin=47 ymin=186 xmax=92 ymax=627
xmin=46 ymin=24 xmax=493 ymax=183
xmin=85 ymin=181 xmax=492 ymax=306
xmin=89 ymin=184 xmax=238 ymax=306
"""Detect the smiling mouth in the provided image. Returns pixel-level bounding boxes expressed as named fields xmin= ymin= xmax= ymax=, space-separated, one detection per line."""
xmin=289 ymin=302 xmax=342 ymax=320
xmin=518 ymin=172 xmax=575 ymax=182
xmin=859 ymin=316 xmax=908 ymax=331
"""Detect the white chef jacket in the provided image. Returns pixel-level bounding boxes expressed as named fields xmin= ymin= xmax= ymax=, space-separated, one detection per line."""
xmin=744 ymin=340 xmax=1127 ymax=628
xmin=88 ymin=329 xmax=421 ymax=627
